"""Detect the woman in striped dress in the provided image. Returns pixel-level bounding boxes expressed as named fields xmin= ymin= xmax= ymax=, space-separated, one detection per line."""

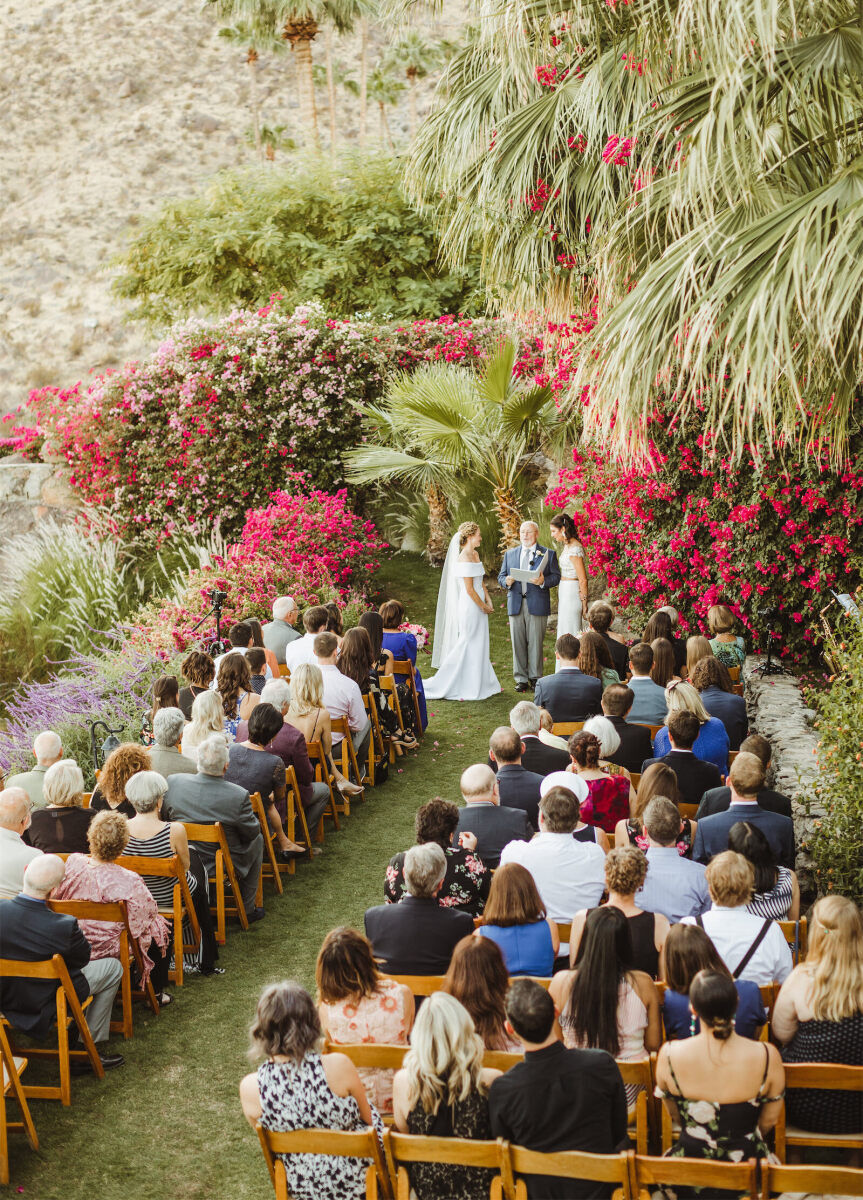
xmin=122 ymin=770 xmax=220 ymax=975
xmin=729 ymin=821 xmax=799 ymax=921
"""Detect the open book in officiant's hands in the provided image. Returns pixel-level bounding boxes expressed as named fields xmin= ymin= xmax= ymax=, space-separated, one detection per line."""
xmin=509 ymin=550 xmax=548 ymax=583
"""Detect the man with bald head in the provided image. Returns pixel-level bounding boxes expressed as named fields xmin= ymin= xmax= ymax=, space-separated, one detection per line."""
xmin=0 ymin=856 xmax=124 ymax=1070
xmin=454 ymin=763 xmax=533 ymax=869
xmin=6 ymin=730 xmax=63 ymax=809
xmin=0 ymin=787 xmax=42 ymax=899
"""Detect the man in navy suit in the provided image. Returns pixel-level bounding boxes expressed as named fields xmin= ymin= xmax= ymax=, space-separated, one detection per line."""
xmin=455 ymin=764 xmax=532 ymax=868
xmin=692 ymin=752 xmax=795 ymax=868
xmin=489 ymin=726 xmax=544 ymax=829
xmin=533 ymin=634 xmax=603 ymax=723
xmin=499 ymin=521 xmax=561 ymax=691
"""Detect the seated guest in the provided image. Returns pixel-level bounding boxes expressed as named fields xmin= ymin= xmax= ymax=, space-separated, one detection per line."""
xmin=90 ymin=743 xmax=150 ymax=817
xmin=54 ymin=811 xmax=172 ymax=1001
xmin=285 ymin=663 xmax=361 ymax=800
xmin=600 ymin=684 xmax=652 ymax=774
xmin=476 ymin=862 xmax=559 ymax=977
xmin=500 ymin=786 xmax=606 ymax=960
xmin=443 ymin=937 xmax=520 ymax=1051
xmin=650 ymin=637 xmax=681 ymax=688
xmin=358 ymin=613 xmax=419 ymax=747
xmin=392 ymin=993 xmax=500 ymax=1198
xmin=691 ymin=655 xmax=748 ymax=749
xmin=262 ymin=595 xmax=301 ymax=664
xmin=148 ymin=708 xmax=197 ymax=779
xmin=283 ymin=604 xmax=330 ymax=672
xmin=240 ymin=981 xmax=382 ymax=1198
xmin=488 ymin=726 xmax=543 ymax=829
xmin=455 ymin=765 xmax=532 ymax=870
xmin=380 ymin=598 xmax=428 ymax=730
xmin=504 ymin=701 xmax=570 ymax=775
xmin=339 ymin=625 xmax=409 ymax=751
xmin=212 ymin=620 xmax=273 ymax=684
xmin=165 ymin=734 xmax=264 ymax=923
xmin=661 ymin=923 xmax=766 ymax=1041
xmin=226 ymin=703 xmax=306 ymax=859
xmin=533 ymin=634 xmax=602 ymax=723
xmin=773 ymin=895 xmax=863 ymax=1133
xmin=586 ymin=601 xmax=629 ymax=677
xmin=316 ymin=927 xmax=414 ymax=1115
xmin=626 ymin=642 xmax=669 ymax=727
xmin=567 ymin=730 xmax=634 ymax=833
xmin=216 ymin=653 xmax=260 ymax=740
xmin=684 ymin=633 xmax=713 ymax=681
xmin=246 ymin=617 xmax=279 ymax=680
xmin=26 ymin=759 xmax=95 ymax=854
xmin=6 ymin=730 xmax=63 ymax=810
xmin=582 ymin=715 xmax=632 ymax=778
xmin=655 ymin=969 xmax=783 ymax=1167
xmin=569 ymin=847 xmax=669 ymax=979
xmin=692 ymin=752 xmax=795 ymax=868
xmin=614 ymin=762 xmax=695 ymax=857
xmin=577 ymin=630 xmax=621 ymax=691
xmin=550 ymin=907 xmax=661 ymax=1097
xmin=178 ymin=651 xmax=216 ymax=721
xmin=245 ymin=646 xmax=268 ymax=696
xmin=325 ymin=602 xmax=344 ymax=637
xmin=708 ymin=603 xmax=747 ymax=669
xmin=729 ymin=821 xmax=799 ymax=920
xmin=696 ymin=733 xmax=792 ymax=819
xmin=0 ymin=856 xmax=124 ymax=1072
xmin=365 ymin=843 xmax=475 ymax=977
xmin=386 ymin=797 xmax=491 ymax=915
xmin=641 ymin=710 xmax=723 ymax=807
xmin=652 ymin=681 xmax=729 ymax=774
xmin=124 ymin=771 xmax=219 ymax=976
xmin=682 ymin=851 xmax=793 ymax=985
xmin=489 ymin=979 xmax=628 ymax=1199
xmin=181 ymin=690 xmax=226 ymax=760
xmin=141 ymin=674 xmax=180 ymax=746
xmin=644 ymin=608 xmax=686 ymax=674
xmin=0 ymin=788 xmax=42 ymax=899
xmin=315 ymin=631 xmax=371 ymax=771
xmin=540 ymin=772 xmax=609 ymax=851
xmin=537 ymin=707 xmax=569 ymax=752
xmin=635 ymin=797 xmax=711 ymax=924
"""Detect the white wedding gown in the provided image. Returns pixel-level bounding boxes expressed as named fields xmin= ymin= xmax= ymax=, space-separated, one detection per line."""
xmin=425 ymin=562 xmax=501 ymax=701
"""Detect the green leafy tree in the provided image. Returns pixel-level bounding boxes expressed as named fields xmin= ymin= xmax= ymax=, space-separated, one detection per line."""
xmin=367 ymin=62 xmax=405 ymax=148
xmin=113 ymin=154 xmax=486 ymax=326
xmin=384 ymin=30 xmax=443 ymax=140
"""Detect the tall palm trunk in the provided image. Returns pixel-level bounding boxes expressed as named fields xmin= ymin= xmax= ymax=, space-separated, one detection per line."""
xmin=425 ymin=484 xmax=451 ymax=566
xmin=381 ymin=104 xmax=394 ymax=150
xmin=493 ymin=486 xmax=522 ymax=551
xmin=285 ymin=22 xmax=320 ymax=150
xmin=359 ymin=17 xmax=368 ymax=147
xmin=323 ymin=26 xmax=337 ymax=154
xmin=247 ymin=48 xmax=262 ymax=162
xmin=407 ymin=69 xmax=417 ymax=141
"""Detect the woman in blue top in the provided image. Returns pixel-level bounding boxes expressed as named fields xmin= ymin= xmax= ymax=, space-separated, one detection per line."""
xmin=652 ymin=680 xmax=730 ymax=775
xmin=379 ymin=598 xmax=428 ymax=730
xmin=475 ymin=862 xmax=559 ymax=977
xmin=662 ymin=923 xmax=766 ymax=1040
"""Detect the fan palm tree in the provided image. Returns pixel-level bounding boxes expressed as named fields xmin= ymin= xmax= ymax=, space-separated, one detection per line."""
xmin=366 ymin=62 xmax=405 ymax=148
xmin=218 ymin=20 xmax=285 ymax=161
xmin=406 ymin=0 xmax=863 ymax=464
xmin=384 ymin=30 xmax=443 ymax=140
xmin=313 ymin=58 xmax=358 ymax=149
xmin=345 ymin=339 xmax=580 ymax=560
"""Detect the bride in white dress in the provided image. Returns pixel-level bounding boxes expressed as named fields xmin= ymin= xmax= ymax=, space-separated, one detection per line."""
xmin=550 ymin=512 xmax=589 ymax=644
xmin=425 ymin=521 xmax=502 ymax=702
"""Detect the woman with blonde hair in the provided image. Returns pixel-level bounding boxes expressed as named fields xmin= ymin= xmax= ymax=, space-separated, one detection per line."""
xmin=651 ymin=680 xmax=730 ymax=774
xmin=181 ymin=690 xmax=226 ymax=759
xmin=89 ymin=742 xmax=150 ymax=817
xmin=26 ymin=758 xmax=94 ymax=854
xmin=392 ymin=992 xmax=501 ymax=1200
xmin=286 ymin=662 xmax=359 ymax=795
xmin=684 ymin=634 xmax=713 ymax=680
xmin=476 ymin=862 xmax=559 ymax=977
xmin=773 ymin=895 xmax=863 ymax=1132
xmin=614 ymin=762 xmax=695 ymax=857
xmin=708 ymin=604 xmax=747 ymax=668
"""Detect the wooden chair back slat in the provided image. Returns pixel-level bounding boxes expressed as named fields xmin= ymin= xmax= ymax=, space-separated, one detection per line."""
xmin=777 ymin=917 xmax=807 ymax=963
xmin=632 ymin=1153 xmax=757 ymax=1198
xmin=81 ymin=793 xmax=92 ymax=808
xmin=384 ymin=974 xmax=552 ymax=997
xmin=306 ymin=741 xmax=341 ymax=831
xmin=249 ymin=791 xmax=284 ymax=896
xmin=330 ymin=717 xmax=365 ymax=803
xmin=390 ymin=660 xmax=423 ymax=735
xmin=256 ymin=1123 xmax=392 ymax=1200
xmin=120 ymin=853 xmax=200 ymax=987
xmin=761 ymin=1161 xmax=863 ymax=1197
xmin=551 ymin=721 xmax=583 ymax=736
xmin=181 ymin=820 xmax=250 ymax=940
xmin=0 ymin=1020 xmax=38 ymax=1185
xmin=678 ymin=803 xmax=698 ymax=820
xmin=507 ymin=1144 xmax=632 ymax=1185
xmin=647 ymin=725 xmax=663 ymax=740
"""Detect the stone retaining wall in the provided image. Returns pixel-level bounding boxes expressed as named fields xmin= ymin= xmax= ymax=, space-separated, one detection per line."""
xmin=0 ymin=454 xmax=79 ymax=537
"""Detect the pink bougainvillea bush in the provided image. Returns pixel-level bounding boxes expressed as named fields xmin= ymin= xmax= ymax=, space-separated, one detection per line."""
xmin=547 ymin=406 xmax=863 ymax=658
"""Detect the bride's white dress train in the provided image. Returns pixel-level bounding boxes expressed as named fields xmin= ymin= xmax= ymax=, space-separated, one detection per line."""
xmin=425 ymin=561 xmax=501 ymax=701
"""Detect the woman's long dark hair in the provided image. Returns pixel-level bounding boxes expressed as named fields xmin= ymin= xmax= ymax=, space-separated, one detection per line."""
xmin=358 ymin=611 xmax=385 ymax=660
xmin=644 ymin=611 xmax=673 ymax=644
xmin=550 ymin=512 xmax=579 ymax=542
xmin=338 ymin=627 xmax=373 ymax=689
xmin=728 ymin=821 xmax=778 ymax=895
xmin=565 ymin=906 xmax=633 ymax=1057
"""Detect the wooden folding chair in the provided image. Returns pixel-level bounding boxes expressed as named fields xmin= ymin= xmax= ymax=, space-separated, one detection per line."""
xmin=728 ymin=750 xmax=739 ymax=766
xmin=306 ymin=740 xmax=343 ymax=827
xmin=249 ymin=792 xmax=284 ymax=897
xmin=506 ymin=1144 xmax=633 ymax=1200
xmin=728 ymin=665 xmax=741 ymax=682
xmin=551 ymin=721 xmax=584 ymax=737
xmin=678 ymin=802 xmax=698 ymax=820
xmin=391 ymin=659 xmax=423 ymax=735
xmin=733 ymin=682 xmax=744 ymax=695
xmin=761 ymin=1160 xmax=863 ymax=1198
xmin=774 ymin=1063 xmax=863 ymax=1161
xmin=629 ymin=772 xmax=641 ymax=792
xmin=256 ymin=1123 xmax=392 ymax=1199
xmin=119 ymin=854 xmax=200 ymax=987
xmin=330 ymin=717 xmax=366 ymax=800
xmin=777 ymin=917 xmax=807 ymax=964
xmin=180 ymin=821 xmax=256 ymax=944
xmin=631 ymin=1153 xmax=757 ymax=1199
xmin=46 ymin=898 xmax=159 ymax=1039
xmin=81 ymin=792 xmax=92 ymax=808
xmin=363 ymin=693 xmax=391 ymax=785
xmin=385 ymin=1132 xmax=505 ymax=1200
xmin=0 ymin=954 xmax=104 ymax=1105
xmin=378 ymin=675 xmax=406 ymax=736
xmin=618 ymin=1058 xmax=655 ymax=1155
xmin=278 ymin=664 xmax=290 ymax=679
xmin=284 ymin=764 xmax=315 ymax=864
xmin=647 ymin=725 xmax=663 ymax=741
xmin=0 ymin=1020 xmax=38 ymax=1185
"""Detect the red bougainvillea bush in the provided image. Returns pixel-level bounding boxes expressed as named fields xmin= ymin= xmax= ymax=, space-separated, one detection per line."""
xmin=548 ymin=406 xmax=863 ymax=658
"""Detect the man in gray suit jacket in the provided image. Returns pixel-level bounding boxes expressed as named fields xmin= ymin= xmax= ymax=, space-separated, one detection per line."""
xmin=164 ymin=734 xmax=264 ymax=921
xmin=262 ymin=596 xmax=302 ymax=665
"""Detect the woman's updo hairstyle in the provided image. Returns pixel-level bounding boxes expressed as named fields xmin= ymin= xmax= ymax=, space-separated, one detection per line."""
xmin=689 ymin=968 xmax=738 ymax=1041
xmin=568 ymin=730 xmax=602 ymax=769
xmin=550 ymin=512 xmax=579 ymax=541
xmin=458 ymin=521 xmax=480 ymax=549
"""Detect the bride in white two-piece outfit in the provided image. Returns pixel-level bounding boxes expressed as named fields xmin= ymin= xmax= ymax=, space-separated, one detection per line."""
xmin=424 ymin=521 xmax=502 ymax=702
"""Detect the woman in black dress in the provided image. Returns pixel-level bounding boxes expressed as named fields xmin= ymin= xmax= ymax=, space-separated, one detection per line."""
xmin=358 ymin=611 xmax=419 ymax=747
xmin=385 ymin=798 xmax=490 ymax=916
xmin=27 ymin=759 xmax=95 ymax=854
xmin=178 ymin=650 xmax=216 ymax=720
xmin=90 ymin=742 xmax=150 ymax=817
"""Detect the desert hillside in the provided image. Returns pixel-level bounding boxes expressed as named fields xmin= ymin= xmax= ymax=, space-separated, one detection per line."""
xmin=0 ymin=0 xmax=444 ymax=414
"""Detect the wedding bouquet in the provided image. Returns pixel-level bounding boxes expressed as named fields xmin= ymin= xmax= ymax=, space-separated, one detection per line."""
xmin=399 ymin=621 xmax=431 ymax=653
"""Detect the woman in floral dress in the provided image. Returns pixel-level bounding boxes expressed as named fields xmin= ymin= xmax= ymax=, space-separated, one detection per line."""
xmin=384 ymin=798 xmax=490 ymax=916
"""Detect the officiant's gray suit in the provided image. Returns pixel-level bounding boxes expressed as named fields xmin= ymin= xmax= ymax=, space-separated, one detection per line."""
xmin=498 ymin=544 xmax=561 ymax=684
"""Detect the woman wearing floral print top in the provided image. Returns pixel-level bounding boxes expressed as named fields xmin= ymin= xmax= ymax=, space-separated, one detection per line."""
xmin=385 ymin=798 xmax=490 ymax=917
xmin=655 ymin=969 xmax=784 ymax=1195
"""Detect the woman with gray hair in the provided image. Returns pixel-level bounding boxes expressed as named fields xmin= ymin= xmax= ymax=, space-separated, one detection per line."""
xmin=123 ymin=771 xmax=220 ymax=975
xmin=26 ymin=758 xmax=95 ymax=854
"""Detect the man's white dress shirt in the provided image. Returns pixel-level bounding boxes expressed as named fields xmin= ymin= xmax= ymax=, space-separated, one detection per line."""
xmin=682 ymin=904 xmax=793 ymax=985
xmin=318 ymin=662 xmax=366 ymax=744
xmin=500 ymin=831 xmax=606 ymax=954
xmin=284 ymin=633 xmax=321 ymax=674
xmin=0 ymin=826 xmax=43 ymax=900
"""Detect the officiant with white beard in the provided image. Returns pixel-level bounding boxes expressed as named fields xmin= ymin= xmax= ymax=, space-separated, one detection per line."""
xmin=498 ymin=521 xmax=561 ymax=692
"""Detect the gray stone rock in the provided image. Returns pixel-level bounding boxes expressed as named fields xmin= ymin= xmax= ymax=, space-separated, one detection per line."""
xmin=184 ymin=110 xmax=221 ymax=134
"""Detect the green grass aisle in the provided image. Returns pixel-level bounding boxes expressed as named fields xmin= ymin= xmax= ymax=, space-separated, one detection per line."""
xmin=7 ymin=553 xmax=545 ymax=1200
